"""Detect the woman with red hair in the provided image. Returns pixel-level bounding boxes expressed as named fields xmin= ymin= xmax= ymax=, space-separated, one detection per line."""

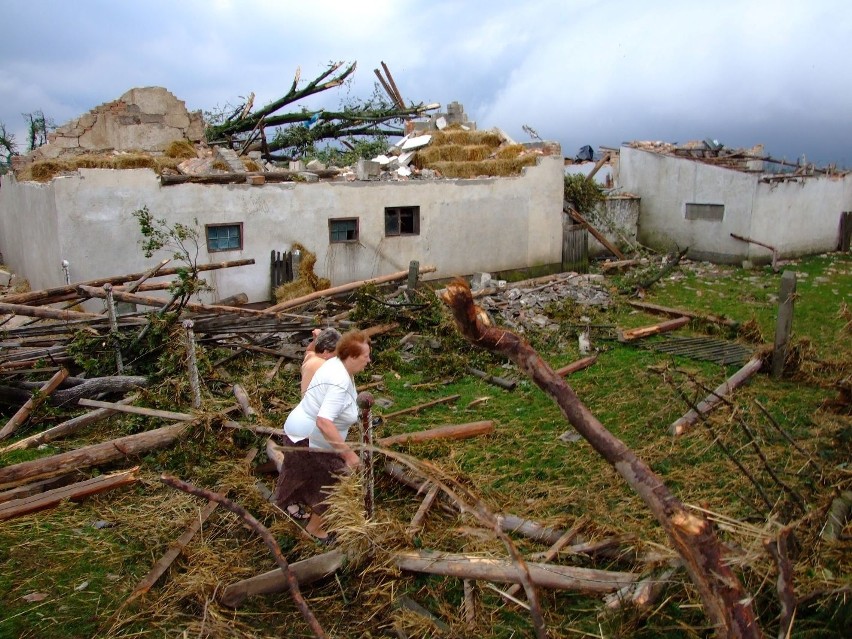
xmin=273 ymin=330 xmax=371 ymax=542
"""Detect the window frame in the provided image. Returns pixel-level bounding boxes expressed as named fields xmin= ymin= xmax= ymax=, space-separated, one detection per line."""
xmin=205 ymin=222 xmax=243 ymax=252
xmin=384 ymin=205 xmax=421 ymax=237
xmin=684 ymin=203 xmax=725 ymax=221
xmin=328 ymin=217 xmax=360 ymax=243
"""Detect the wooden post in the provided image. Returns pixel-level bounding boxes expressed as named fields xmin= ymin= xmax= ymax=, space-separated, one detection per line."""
xmin=103 ymin=284 xmax=124 ymax=374
xmin=357 ymin=392 xmax=375 ymax=518
xmin=772 ymin=271 xmax=796 ymax=379
xmin=183 ymin=320 xmax=202 ymax=408
xmin=407 ymin=260 xmax=420 ymax=297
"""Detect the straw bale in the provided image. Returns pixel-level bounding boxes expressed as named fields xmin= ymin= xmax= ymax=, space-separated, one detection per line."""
xmin=428 ymin=156 xmax=538 ymax=178
xmin=164 ymin=139 xmax=198 ymax=159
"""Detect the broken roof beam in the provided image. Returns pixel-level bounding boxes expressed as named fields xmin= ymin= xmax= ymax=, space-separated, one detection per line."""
xmin=564 ymin=206 xmax=625 ymax=260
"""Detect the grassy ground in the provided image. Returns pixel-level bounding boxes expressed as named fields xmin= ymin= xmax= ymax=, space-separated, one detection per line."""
xmin=0 ymin=252 xmax=849 ymax=638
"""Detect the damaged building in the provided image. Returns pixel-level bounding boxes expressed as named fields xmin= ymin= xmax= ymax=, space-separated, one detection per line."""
xmin=0 ymin=88 xmax=564 ymax=305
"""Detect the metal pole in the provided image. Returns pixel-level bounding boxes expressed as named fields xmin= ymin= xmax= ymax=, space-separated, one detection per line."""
xmin=357 ymin=391 xmax=375 ymax=518
xmin=103 ymin=284 xmax=124 ymax=374
xmin=183 ymin=319 xmax=202 ymax=408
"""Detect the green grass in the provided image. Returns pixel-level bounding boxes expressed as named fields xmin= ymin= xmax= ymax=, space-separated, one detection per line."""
xmin=0 ymin=252 xmax=849 ymax=638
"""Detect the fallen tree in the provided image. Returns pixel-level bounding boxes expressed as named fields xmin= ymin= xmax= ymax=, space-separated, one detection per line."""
xmin=440 ymin=278 xmax=762 ymax=639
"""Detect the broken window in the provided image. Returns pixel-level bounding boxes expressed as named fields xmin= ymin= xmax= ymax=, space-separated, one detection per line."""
xmin=329 ymin=218 xmax=359 ymax=243
xmin=684 ymin=203 xmax=724 ymax=221
xmin=206 ymin=223 xmax=243 ymax=252
xmin=385 ymin=206 xmax=420 ymax=236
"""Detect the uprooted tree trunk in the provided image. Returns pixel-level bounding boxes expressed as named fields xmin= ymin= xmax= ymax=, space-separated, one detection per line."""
xmin=441 ymin=279 xmax=763 ymax=639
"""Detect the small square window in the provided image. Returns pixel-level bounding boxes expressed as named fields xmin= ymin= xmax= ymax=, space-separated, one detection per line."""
xmin=206 ymin=223 xmax=243 ymax=252
xmin=329 ymin=218 xmax=359 ymax=243
xmin=385 ymin=206 xmax=420 ymax=236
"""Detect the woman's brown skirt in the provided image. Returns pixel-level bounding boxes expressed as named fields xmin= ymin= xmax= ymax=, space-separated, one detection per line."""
xmin=272 ymin=436 xmax=346 ymax=516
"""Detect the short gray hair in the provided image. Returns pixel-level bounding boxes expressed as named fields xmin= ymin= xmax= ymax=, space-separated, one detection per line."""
xmin=314 ymin=328 xmax=342 ymax=354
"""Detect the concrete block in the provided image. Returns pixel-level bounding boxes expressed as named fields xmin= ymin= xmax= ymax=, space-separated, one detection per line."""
xmin=289 ymin=160 xmax=305 ymax=172
xmin=470 ymin=272 xmax=492 ymax=290
xmin=306 ymin=159 xmax=326 ymax=171
xmin=435 ymin=116 xmax=448 ymax=130
xmin=0 ymin=269 xmax=13 ymax=287
xmin=296 ymin=171 xmax=319 ymax=183
xmin=356 ymin=159 xmax=380 ymax=180
xmin=402 ymin=134 xmax=432 ymax=151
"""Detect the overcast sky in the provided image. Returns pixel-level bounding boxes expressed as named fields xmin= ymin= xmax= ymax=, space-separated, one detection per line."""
xmin=2 ymin=0 xmax=851 ymax=166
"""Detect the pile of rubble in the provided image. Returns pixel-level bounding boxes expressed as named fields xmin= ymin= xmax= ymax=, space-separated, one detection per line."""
xmin=470 ymin=272 xmax=611 ymax=334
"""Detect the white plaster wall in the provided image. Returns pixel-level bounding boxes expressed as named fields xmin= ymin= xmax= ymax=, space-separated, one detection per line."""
xmin=0 ymin=156 xmax=563 ymax=304
xmin=750 ymin=175 xmax=852 ymax=259
xmin=0 ymin=175 xmax=63 ymax=288
xmin=619 ymin=147 xmax=757 ymax=262
xmin=619 ymin=146 xmax=852 ymax=262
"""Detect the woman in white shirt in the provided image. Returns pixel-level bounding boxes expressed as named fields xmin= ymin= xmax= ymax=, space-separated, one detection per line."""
xmin=273 ymin=330 xmax=371 ymax=542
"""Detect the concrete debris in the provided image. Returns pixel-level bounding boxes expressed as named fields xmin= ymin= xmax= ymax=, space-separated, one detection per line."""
xmin=477 ymin=273 xmax=612 ymax=335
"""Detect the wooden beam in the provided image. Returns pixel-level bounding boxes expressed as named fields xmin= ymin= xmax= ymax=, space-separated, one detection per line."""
xmin=553 ymin=355 xmax=597 ymax=377
xmin=378 ymin=421 xmax=493 ymax=447
xmin=0 ymin=421 xmax=191 ymax=490
xmin=670 ymin=357 xmax=764 ymax=436
xmin=77 ymin=285 xmax=272 ymax=318
xmin=0 ymin=467 xmax=139 ymax=521
xmin=0 ymin=259 xmax=256 ymax=307
xmin=565 ymin=206 xmax=625 ymax=260
xmin=0 ymin=368 xmax=70 ymax=440
xmin=617 ymin=316 xmax=690 ymax=342
xmin=77 ymin=398 xmax=194 ymax=422
xmin=1 ymin=396 xmax=136 ymax=453
xmin=0 ymin=302 xmax=102 ymax=321
xmin=627 ymin=301 xmax=739 ymax=329
xmin=266 ymin=266 xmax=437 ymax=313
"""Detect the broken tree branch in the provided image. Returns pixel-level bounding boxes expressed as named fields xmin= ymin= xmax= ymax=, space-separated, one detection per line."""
xmin=763 ymin=526 xmax=796 ymax=639
xmin=394 ymin=550 xmax=637 ymax=592
xmin=160 ymin=474 xmax=327 ymax=639
xmin=440 ymin=278 xmax=762 ymax=639
xmin=380 ymin=394 xmax=461 ymax=421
